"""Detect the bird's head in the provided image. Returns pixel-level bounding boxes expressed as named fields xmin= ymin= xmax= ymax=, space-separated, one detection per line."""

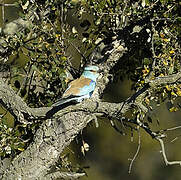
xmin=82 ymin=65 xmax=100 ymax=81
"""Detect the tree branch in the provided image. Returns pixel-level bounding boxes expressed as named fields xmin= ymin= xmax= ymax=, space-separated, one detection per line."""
xmin=128 ymin=128 xmax=141 ymax=173
xmin=156 ymin=137 xmax=181 ymax=166
xmin=45 ymin=171 xmax=86 ymax=179
xmin=0 ymin=77 xmax=51 ymax=123
xmin=147 ymin=71 xmax=181 ymax=86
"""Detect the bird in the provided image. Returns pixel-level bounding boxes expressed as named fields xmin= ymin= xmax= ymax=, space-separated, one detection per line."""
xmin=52 ymin=65 xmax=100 ymax=107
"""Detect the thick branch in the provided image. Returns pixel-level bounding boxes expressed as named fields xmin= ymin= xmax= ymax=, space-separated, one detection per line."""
xmin=0 ymin=77 xmax=51 ymax=123
xmin=2 ymin=109 xmax=91 ymax=179
xmin=45 ymin=171 xmax=86 ymax=179
xmin=146 ymin=71 xmax=181 ymax=86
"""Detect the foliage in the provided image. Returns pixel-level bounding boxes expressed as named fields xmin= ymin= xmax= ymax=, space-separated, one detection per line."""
xmin=0 ymin=121 xmax=25 ymax=158
xmin=0 ymin=113 xmax=32 ymax=158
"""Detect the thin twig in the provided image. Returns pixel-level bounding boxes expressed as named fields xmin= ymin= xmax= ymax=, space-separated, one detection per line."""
xmin=120 ymin=0 xmax=127 ymax=28
xmin=110 ymin=119 xmax=125 ymax=135
xmin=151 ymin=21 xmax=156 ymax=58
xmin=147 ymin=20 xmax=157 ymax=80
xmin=69 ymin=41 xmax=87 ymax=64
xmin=170 ymin=135 xmax=181 ymax=143
xmin=156 ymin=137 xmax=181 ymax=166
xmin=61 ymin=3 xmax=64 ymax=48
xmin=0 ymin=3 xmax=16 ymax=6
xmin=2 ymin=1 xmax=5 ymax=26
xmin=128 ymin=128 xmax=141 ymax=173
xmin=164 ymin=125 xmax=181 ymax=132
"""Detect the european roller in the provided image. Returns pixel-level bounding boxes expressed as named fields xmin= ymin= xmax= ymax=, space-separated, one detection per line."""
xmin=52 ymin=65 xmax=100 ymax=107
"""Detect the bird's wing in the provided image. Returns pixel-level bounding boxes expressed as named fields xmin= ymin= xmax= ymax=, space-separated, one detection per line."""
xmin=63 ymin=76 xmax=96 ymax=97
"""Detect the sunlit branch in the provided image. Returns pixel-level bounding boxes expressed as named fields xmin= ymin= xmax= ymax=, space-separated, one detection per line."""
xmin=160 ymin=125 xmax=181 ymax=132
xmin=0 ymin=3 xmax=17 ymax=6
xmin=128 ymin=128 xmax=141 ymax=173
xmin=156 ymin=137 xmax=181 ymax=166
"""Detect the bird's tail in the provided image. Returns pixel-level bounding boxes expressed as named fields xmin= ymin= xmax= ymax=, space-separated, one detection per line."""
xmin=52 ymin=95 xmax=79 ymax=107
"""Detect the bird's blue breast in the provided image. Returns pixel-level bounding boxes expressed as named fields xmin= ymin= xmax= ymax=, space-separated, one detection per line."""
xmin=78 ymin=80 xmax=96 ymax=97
